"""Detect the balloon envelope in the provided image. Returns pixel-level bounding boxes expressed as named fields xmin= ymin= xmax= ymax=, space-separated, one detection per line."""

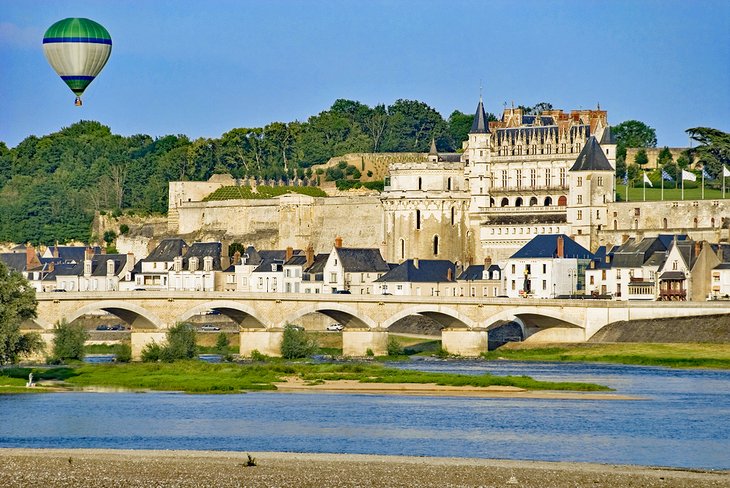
xmin=42 ymin=18 xmax=112 ymax=100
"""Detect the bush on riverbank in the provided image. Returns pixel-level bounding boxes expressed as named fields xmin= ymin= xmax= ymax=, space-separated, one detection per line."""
xmin=51 ymin=320 xmax=88 ymax=363
xmin=141 ymin=323 xmax=197 ymax=363
xmin=281 ymin=325 xmax=318 ymax=359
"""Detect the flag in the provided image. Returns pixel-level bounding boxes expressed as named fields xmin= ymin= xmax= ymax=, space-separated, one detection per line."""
xmin=661 ymin=169 xmax=673 ymax=181
xmin=724 ymin=166 xmax=730 ymax=178
xmin=643 ymin=173 xmax=653 ymax=187
xmin=622 ymin=172 xmax=628 ymax=185
xmin=681 ymin=169 xmax=696 ymax=182
xmin=702 ymin=168 xmax=713 ymax=180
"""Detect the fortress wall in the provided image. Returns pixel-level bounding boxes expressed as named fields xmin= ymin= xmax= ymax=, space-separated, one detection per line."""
xmin=175 ymin=195 xmax=383 ymax=252
xmin=599 ymin=200 xmax=730 ymax=247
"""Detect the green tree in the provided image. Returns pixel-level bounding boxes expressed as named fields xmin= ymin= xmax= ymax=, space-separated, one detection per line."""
xmin=228 ymin=242 xmax=245 ymax=257
xmin=103 ymin=230 xmax=117 ymax=245
xmin=52 ymin=319 xmax=89 ymax=362
xmin=657 ymin=146 xmax=674 ymax=166
xmin=686 ymin=127 xmax=730 ymax=178
xmin=634 ymin=149 xmax=649 ymax=167
xmin=387 ymin=336 xmax=404 ymax=356
xmin=215 ymin=332 xmax=230 ymax=360
xmin=0 ymin=261 xmax=43 ymax=365
xmin=280 ymin=324 xmax=318 ymax=359
xmin=612 ymin=120 xmax=657 ymax=170
xmin=160 ymin=322 xmax=197 ymax=362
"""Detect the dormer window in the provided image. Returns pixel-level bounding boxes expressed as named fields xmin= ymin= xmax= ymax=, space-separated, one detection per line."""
xmin=106 ymin=260 xmax=115 ymax=276
xmin=203 ymin=256 xmax=213 ymax=272
xmin=173 ymin=256 xmax=183 ymax=272
xmin=189 ymin=257 xmax=199 ymax=271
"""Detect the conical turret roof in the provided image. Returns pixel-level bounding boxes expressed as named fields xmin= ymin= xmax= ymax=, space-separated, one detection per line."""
xmin=469 ymin=98 xmax=490 ymax=134
xmin=570 ymin=136 xmax=613 ymax=171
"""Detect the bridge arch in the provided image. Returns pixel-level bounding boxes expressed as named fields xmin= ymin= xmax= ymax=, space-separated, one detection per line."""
xmin=281 ymin=303 xmax=377 ymax=329
xmin=177 ymin=301 xmax=267 ymax=328
xmin=381 ymin=305 xmax=477 ymax=330
xmin=484 ymin=307 xmax=585 ymax=340
xmin=65 ymin=301 xmax=166 ymax=330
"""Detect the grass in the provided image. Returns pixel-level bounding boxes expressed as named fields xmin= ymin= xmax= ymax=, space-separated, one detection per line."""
xmin=482 ymin=342 xmax=730 ymax=369
xmin=0 ymin=361 xmax=610 ymax=394
xmin=615 ymin=184 xmax=728 ymax=202
xmin=203 ymin=185 xmax=327 ymax=201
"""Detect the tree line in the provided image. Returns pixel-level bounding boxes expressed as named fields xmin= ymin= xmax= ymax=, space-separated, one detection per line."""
xmin=0 ymin=99 xmax=495 ymax=245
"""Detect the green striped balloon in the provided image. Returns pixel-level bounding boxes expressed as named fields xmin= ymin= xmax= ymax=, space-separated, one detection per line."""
xmin=42 ymin=18 xmax=112 ymax=105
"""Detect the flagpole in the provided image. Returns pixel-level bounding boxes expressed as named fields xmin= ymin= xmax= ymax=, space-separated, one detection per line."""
xmin=661 ymin=170 xmax=664 ymax=201
xmin=643 ymin=173 xmax=646 ymax=201
xmin=702 ymin=167 xmax=705 ymax=200
xmin=682 ymin=172 xmax=684 ymax=200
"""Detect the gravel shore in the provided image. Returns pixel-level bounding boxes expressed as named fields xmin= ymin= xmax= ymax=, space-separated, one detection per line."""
xmin=1 ymin=449 xmax=727 ymax=487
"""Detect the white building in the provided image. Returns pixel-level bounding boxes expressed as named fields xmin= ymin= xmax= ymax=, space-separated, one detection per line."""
xmin=504 ymin=234 xmax=593 ymax=299
xmin=372 ymin=258 xmax=457 ymax=296
xmin=322 ymin=239 xmax=390 ymax=294
xmin=168 ymin=242 xmax=224 ymax=291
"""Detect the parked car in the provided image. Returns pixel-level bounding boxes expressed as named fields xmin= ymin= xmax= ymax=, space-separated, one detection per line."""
xmin=51 ymin=289 xmax=67 ymax=292
xmin=200 ymin=325 xmax=221 ymax=331
xmin=326 ymin=323 xmax=343 ymax=331
xmin=109 ymin=324 xmax=127 ymax=331
xmin=333 ymin=289 xmax=351 ymax=294
xmin=288 ymin=325 xmax=305 ymax=331
xmin=95 ymin=325 xmax=110 ymax=331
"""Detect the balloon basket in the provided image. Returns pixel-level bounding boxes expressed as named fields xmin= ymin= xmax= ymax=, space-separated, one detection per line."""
xmin=74 ymin=97 xmax=82 ymax=107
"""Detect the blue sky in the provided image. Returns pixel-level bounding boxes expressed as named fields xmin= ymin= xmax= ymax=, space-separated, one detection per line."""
xmin=2 ymin=0 xmax=728 ymax=148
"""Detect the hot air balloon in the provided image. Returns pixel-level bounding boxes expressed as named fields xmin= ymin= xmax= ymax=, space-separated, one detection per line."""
xmin=42 ymin=18 xmax=112 ymax=106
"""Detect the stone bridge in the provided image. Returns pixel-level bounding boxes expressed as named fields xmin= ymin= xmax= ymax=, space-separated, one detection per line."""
xmin=27 ymin=292 xmax=730 ymax=359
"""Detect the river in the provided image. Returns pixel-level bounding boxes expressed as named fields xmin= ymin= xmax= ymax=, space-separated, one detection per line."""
xmin=1 ymin=359 xmax=728 ymax=470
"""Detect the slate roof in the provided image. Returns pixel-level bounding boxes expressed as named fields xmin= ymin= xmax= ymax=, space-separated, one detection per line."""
xmin=144 ymin=239 xmax=188 ymax=262
xmin=510 ymin=234 xmax=593 ymax=260
xmin=305 ymin=254 xmax=329 ymax=274
xmin=714 ymin=263 xmax=730 ymax=270
xmin=335 ymin=248 xmax=389 ymax=273
xmin=470 ymin=98 xmax=490 ymax=134
xmin=599 ymin=126 xmax=616 ymax=145
xmin=0 ymin=253 xmax=29 ymax=272
xmin=374 ymin=259 xmax=456 ymax=283
xmin=659 ymin=271 xmax=686 ymax=280
xmin=91 ymin=254 xmax=129 ymax=276
xmin=182 ymin=242 xmax=223 ymax=271
xmin=46 ymin=245 xmax=102 ymax=263
xmin=570 ymin=136 xmax=613 ymax=171
xmin=611 ymin=236 xmax=669 ymax=268
xmin=458 ymin=264 xmax=484 ymax=281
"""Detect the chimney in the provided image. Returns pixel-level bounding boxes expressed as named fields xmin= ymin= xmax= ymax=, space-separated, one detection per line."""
xmin=233 ymin=250 xmax=241 ymax=266
xmin=605 ymin=254 xmax=611 ymax=264
xmin=484 ymin=256 xmax=492 ymax=268
xmin=694 ymin=241 xmax=702 ymax=257
xmin=305 ymin=243 xmax=314 ymax=267
xmin=85 ymin=246 xmax=94 ymax=261
xmin=622 ymin=234 xmax=630 ymax=243
xmin=334 ymin=236 xmax=343 ymax=248
xmin=556 ymin=235 xmax=565 ymax=258
xmin=48 ymin=261 xmax=55 ymax=273
xmin=447 ymin=267 xmax=453 ymax=281
xmin=53 ymin=241 xmax=59 ymax=258
xmin=25 ymin=243 xmax=35 ymax=270
xmin=413 ymin=257 xmax=419 ymax=269
xmin=285 ymin=246 xmax=293 ymax=262
xmin=127 ymin=252 xmax=136 ymax=267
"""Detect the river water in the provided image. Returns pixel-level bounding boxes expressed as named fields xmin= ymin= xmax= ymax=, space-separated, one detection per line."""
xmin=1 ymin=359 xmax=728 ymax=470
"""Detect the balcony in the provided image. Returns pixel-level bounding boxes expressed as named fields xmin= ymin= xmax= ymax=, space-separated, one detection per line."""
xmin=489 ymin=184 xmax=569 ymax=194
xmin=658 ymin=289 xmax=687 ymax=300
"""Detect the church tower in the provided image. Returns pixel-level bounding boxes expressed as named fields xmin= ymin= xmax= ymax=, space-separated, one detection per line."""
xmin=567 ymin=136 xmax=615 ymax=251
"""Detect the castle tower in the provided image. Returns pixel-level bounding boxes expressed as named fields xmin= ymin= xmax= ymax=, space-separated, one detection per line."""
xmin=467 ymin=96 xmax=492 ymax=211
xmin=567 ymin=136 xmax=615 ymax=251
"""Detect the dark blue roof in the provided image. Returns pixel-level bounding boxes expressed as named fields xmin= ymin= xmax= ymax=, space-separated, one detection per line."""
xmin=374 ymin=259 xmax=456 ymax=283
xmin=510 ymin=234 xmax=593 ymax=260
xmin=470 ymin=98 xmax=490 ymax=134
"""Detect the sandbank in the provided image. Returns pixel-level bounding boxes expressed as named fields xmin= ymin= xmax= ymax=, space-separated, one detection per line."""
xmin=0 ymin=448 xmax=726 ymax=487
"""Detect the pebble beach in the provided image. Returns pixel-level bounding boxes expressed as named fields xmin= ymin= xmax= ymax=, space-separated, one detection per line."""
xmin=1 ymin=449 xmax=728 ymax=488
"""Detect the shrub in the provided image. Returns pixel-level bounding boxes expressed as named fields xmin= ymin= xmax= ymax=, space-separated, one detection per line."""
xmin=366 ymin=348 xmax=374 ymax=357
xmin=250 ymin=349 xmax=268 ymax=361
xmin=215 ymin=332 xmax=230 ymax=360
xmin=161 ymin=322 xmax=197 ymax=362
xmin=280 ymin=324 xmax=318 ymax=359
xmin=119 ymin=224 xmax=129 ymax=235
xmin=387 ymin=336 xmax=404 ymax=356
xmin=367 ymin=170 xmax=373 ymax=177
xmin=103 ymin=230 xmax=117 ymax=245
xmin=51 ymin=320 xmax=89 ymax=362
xmin=111 ymin=208 xmax=122 ymax=218
xmin=141 ymin=341 xmax=162 ymax=362
xmin=115 ymin=342 xmax=132 ymax=363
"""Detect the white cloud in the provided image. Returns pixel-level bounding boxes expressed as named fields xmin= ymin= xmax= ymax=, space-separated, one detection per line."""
xmin=0 ymin=22 xmax=43 ymax=49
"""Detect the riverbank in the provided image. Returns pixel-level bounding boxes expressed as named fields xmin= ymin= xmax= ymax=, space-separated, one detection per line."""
xmin=0 ymin=449 xmax=726 ymax=487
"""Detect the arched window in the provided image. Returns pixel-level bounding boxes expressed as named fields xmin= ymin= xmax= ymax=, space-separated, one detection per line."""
xmin=515 ymin=197 xmax=523 ymax=207
xmin=529 ymin=197 xmax=538 ymax=206
xmin=451 ymin=206 xmax=455 ymax=226
xmin=558 ymin=195 xmax=567 ymax=206
xmin=416 ymin=210 xmax=421 ymax=230
xmin=447 ymin=177 xmax=452 ymax=190
xmin=614 ymin=220 xmax=618 ymax=230
xmin=663 ymin=218 xmax=668 ymax=230
xmin=490 ymin=198 xmax=495 ymax=207
xmin=634 ymin=219 xmax=639 ymax=230
xmin=694 ymin=217 xmax=698 ymax=228
xmin=433 ymin=235 xmax=439 ymax=256
xmin=418 ymin=177 xmax=422 ymax=190
xmin=544 ymin=196 xmax=552 ymax=206
xmin=400 ymin=239 xmax=405 ymax=260
xmin=711 ymin=218 xmax=715 ymax=228
xmin=501 ymin=198 xmax=509 ymax=207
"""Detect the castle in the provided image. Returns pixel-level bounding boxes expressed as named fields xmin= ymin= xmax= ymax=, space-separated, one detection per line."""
xmin=167 ymin=98 xmax=729 ymax=264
